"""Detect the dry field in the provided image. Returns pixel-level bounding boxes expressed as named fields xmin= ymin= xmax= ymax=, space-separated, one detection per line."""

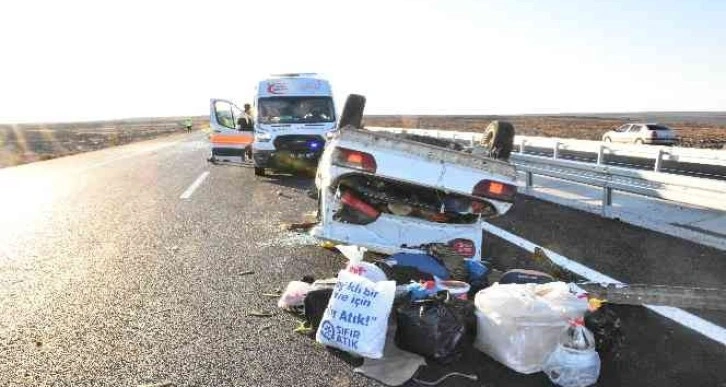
xmin=2 ymin=112 xmax=723 ymax=168
xmin=0 ymin=116 xmax=207 ymax=168
xmin=364 ymin=113 xmax=726 ymax=149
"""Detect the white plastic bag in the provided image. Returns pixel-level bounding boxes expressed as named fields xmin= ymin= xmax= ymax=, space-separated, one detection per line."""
xmin=543 ymin=323 xmax=601 ymax=387
xmin=473 ymin=282 xmax=589 ymax=374
xmin=316 ymin=270 xmax=396 ymax=359
xmin=277 ymin=281 xmax=312 ymax=311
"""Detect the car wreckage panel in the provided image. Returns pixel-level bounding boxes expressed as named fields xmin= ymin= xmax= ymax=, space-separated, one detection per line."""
xmin=310 ymin=187 xmax=484 ymax=257
xmin=313 ymin=127 xmax=517 ymax=257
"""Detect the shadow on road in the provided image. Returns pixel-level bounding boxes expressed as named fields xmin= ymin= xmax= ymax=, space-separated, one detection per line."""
xmin=261 ymin=174 xmax=315 ymax=191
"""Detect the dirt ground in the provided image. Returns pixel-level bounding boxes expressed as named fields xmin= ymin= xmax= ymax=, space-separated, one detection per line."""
xmin=364 ymin=114 xmax=726 ymax=149
xmin=0 ymin=116 xmax=208 ymax=168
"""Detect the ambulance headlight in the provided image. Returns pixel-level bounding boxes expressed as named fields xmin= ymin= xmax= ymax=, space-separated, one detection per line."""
xmin=256 ymin=131 xmax=272 ymax=142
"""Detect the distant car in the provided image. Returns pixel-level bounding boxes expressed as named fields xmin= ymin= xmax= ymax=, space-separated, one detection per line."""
xmin=602 ymin=123 xmax=677 ymax=145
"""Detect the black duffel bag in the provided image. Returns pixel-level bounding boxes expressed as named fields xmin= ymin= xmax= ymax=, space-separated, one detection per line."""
xmin=395 ymin=291 xmax=476 ymax=364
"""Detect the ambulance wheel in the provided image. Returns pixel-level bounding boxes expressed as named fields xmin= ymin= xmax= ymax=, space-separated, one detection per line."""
xmin=254 ymin=167 xmax=266 ymax=176
xmin=338 ymin=94 xmax=366 ymax=129
xmin=481 ymin=120 xmax=515 ymax=161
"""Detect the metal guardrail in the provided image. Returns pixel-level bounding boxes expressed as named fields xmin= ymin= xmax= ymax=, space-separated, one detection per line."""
xmin=367 ymin=127 xmax=726 ymax=170
xmin=367 ymin=127 xmax=726 ymax=213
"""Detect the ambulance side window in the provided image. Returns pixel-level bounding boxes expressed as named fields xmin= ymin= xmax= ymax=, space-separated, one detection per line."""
xmin=214 ymin=101 xmax=235 ymax=129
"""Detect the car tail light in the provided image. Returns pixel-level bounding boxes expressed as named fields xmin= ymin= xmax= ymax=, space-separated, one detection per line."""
xmin=332 ymin=147 xmax=377 ymax=173
xmin=340 ymin=191 xmax=380 ymax=218
xmin=473 ymin=179 xmax=516 ymax=202
xmin=448 ymin=238 xmax=475 ymax=258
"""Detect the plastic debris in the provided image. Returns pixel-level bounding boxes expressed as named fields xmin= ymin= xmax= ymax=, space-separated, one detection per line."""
xmin=543 ymin=321 xmax=601 ymax=387
xmin=278 ymin=281 xmax=313 ymax=311
xmin=316 ymin=270 xmax=396 ymax=359
xmin=473 ymin=282 xmax=589 ymax=374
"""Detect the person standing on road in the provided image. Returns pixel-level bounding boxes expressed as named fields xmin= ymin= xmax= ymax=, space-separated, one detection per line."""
xmin=237 ymin=103 xmax=254 ymax=131
xmin=184 ymin=117 xmax=193 ymax=133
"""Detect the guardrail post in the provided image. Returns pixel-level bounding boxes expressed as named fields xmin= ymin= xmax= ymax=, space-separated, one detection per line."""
xmin=526 ymin=171 xmax=533 ymax=188
xmin=654 ymin=149 xmax=664 ymax=172
xmin=520 ymin=140 xmax=527 ymax=153
xmin=597 ymin=144 xmax=605 ymax=165
xmin=602 ymin=186 xmax=613 ymax=213
xmin=470 ymin=135 xmax=476 ymax=147
xmin=553 ymin=142 xmax=560 ymax=159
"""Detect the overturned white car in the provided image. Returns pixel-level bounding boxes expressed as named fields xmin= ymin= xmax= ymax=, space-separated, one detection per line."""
xmin=311 ymin=95 xmax=517 ymax=259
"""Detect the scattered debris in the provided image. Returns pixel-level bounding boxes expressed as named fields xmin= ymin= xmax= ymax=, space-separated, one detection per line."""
xmin=412 ymin=372 xmax=479 ymax=386
xmin=293 ymin=321 xmax=313 ymax=335
xmin=543 ymin=321 xmax=601 ymax=387
xmin=248 ymin=311 xmax=274 ymax=318
xmin=276 ymin=190 xmax=293 ymax=199
xmin=473 ymin=282 xmax=589 ymax=374
xmin=277 ymin=281 xmax=313 ymax=311
xmin=239 ymin=270 xmax=255 ymax=276
xmin=280 ymin=221 xmax=318 ymax=232
xmin=396 ymin=291 xmax=476 ymax=364
xmin=354 ymin=323 xmax=426 ymax=386
xmin=258 ymin=324 xmax=273 ymax=333
xmin=315 ymin=270 xmax=396 ymax=359
xmin=138 ymin=382 xmax=175 ymax=387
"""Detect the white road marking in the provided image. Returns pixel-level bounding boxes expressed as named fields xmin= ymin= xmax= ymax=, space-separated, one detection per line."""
xmin=482 ymin=221 xmax=726 ymax=346
xmin=180 ymin=171 xmax=210 ymax=199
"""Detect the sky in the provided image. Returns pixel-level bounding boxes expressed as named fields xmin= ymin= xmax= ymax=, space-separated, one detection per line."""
xmin=0 ymin=0 xmax=724 ymax=123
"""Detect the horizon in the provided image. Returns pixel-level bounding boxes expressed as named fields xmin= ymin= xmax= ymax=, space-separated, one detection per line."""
xmin=5 ymin=109 xmax=726 ymax=126
xmin=1 ymin=0 xmax=725 ymax=123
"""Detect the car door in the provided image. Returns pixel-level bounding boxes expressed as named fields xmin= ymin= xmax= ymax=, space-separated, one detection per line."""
xmin=613 ymin=124 xmax=630 ymax=143
xmin=209 ymin=99 xmax=254 ymax=160
xmin=627 ymin=124 xmax=643 ymax=143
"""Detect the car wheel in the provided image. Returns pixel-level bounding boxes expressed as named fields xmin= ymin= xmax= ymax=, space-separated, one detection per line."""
xmin=635 ymin=139 xmax=644 ymax=145
xmin=603 ymin=137 xmax=612 ymax=143
xmin=481 ymin=120 xmax=515 ymax=161
xmin=254 ymin=167 xmax=266 ymax=176
xmin=338 ymin=94 xmax=366 ymax=129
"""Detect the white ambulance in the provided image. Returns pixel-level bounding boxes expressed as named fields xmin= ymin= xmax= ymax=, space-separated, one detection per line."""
xmin=250 ymin=73 xmax=337 ymax=176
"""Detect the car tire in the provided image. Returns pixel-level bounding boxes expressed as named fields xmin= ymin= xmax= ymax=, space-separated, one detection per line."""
xmin=604 ymin=137 xmax=612 ymax=143
xmin=481 ymin=120 xmax=515 ymax=161
xmin=254 ymin=167 xmax=266 ymax=176
xmin=338 ymin=94 xmax=366 ymax=129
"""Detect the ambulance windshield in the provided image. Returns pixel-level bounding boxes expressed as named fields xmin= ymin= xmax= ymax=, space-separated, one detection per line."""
xmin=258 ymin=96 xmax=335 ymax=124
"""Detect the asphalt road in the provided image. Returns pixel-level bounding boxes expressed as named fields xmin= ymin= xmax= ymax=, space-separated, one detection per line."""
xmin=0 ymin=132 xmax=724 ymax=387
xmin=523 ymin=146 xmax=726 ymax=180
